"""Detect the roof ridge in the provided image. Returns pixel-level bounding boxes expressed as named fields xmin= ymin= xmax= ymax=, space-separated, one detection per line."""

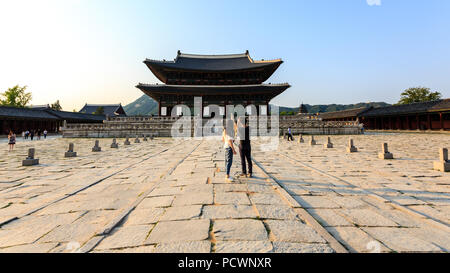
xmin=137 ymin=83 xmax=290 ymax=88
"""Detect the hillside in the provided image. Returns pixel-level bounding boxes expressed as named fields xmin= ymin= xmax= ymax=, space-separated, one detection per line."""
xmin=123 ymin=95 xmax=390 ymax=116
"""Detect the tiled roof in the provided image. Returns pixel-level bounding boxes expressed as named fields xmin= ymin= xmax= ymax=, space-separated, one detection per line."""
xmin=362 ymin=100 xmax=443 ymax=117
xmin=319 ymin=107 xmax=372 ymax=120
xmin=79 ymin=104 xmax=125 ymax=116
xmin=0 ymin=106 xmax=59 ymax=120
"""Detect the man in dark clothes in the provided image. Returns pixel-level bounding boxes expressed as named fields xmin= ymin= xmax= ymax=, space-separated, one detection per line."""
xmin=237 ymin=117 xmax=253 ymax=178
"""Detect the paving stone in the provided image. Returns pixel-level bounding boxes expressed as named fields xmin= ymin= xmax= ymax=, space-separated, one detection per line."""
xmin=148 ymin=187 xmax=182 ymax=197
xmin=363 ymin=227 xmax=442 ymax=252
xmin=215 ymin=241 xmax=273 ymax=253
xmin=146 ymin=219 xmax=210 ymax=244
xmin=201 ymin=205 xmax=257 ymax=219
xmin=213 ymin=219 xmax=268 ymax=241
xmin=39 ymin=222 xmax=101 ymax=244
xmin=139 ymin=196 xmax=174 ymax=208
xmin=293 ymin=195 xmax=341 ymax=209
xmin=159 ymin=205 xmax=202 ymax=221
xmin=306 ymin=209 xmax=353 ymax=227
xmin=255 ymin=205 xmax=298 ymax=220
xmin=214 ymin=192 xmax=251 ymax=205
xmin=265 ymin=220 xmax=326 ymax=243
xmin=214 ymin=184 xmax=248 ymax=192
xmin=154 ymin=241 xmax=211 ymax=253
xmin=172 ymin=192 xmax=213 ymax=206
xmin=0 ymin=242 xmax=58 ymax=253
xmin=249 ymin=193 xmax=285 ymax=205
xmin=95 ymin=225 xmax=152 ymax=250
xmin=124 ymin=208 xmax=165 ymax=225
xmin=93 ymin=245 xmax=156 ymax=253
xmin=340 ymin=209 xmax=399 ymax=227
xmin=326 ymin=227 xmax=390 ymax=253
xmin=272 ymin=242 xmax=335 ymax=253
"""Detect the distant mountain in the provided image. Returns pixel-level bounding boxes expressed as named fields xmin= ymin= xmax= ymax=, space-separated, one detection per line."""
xmin=124 ymin=95 xmax=391 ymax=116
xmin=123 ymin=95 xmax=158 ymax=116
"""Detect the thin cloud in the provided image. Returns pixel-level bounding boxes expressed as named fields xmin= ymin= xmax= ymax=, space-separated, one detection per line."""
xmin=367 ymin=0 xmax=382 ymax=6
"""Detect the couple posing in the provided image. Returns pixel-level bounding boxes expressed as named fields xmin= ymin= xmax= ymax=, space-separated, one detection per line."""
xmin=222 ymin=117 xmax=252 ymax=181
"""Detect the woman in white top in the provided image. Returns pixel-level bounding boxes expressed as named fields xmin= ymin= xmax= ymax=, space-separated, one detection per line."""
xmin=222 ymin=119 xmax=237 ymax=180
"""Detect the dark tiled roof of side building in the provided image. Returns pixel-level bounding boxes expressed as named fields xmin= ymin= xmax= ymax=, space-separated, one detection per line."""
xmin=0 ymin=106 xmax=60 ymax=120
xmin=319 ymin=107 xmax=372 ymax=120
xmin=361 ymin=100 xmax=445 ymax=117
xmin=44 ymin=109 xmax=105 ymax=122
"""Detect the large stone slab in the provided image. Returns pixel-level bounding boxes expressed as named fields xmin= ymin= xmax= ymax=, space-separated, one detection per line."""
xmin=159 ymin=205 xmax=202 ymax=221
xmin=146 ymin=219 xmax=210 ymax=244
xmin=306 ymin=209 xmax=352 ymax=227
xmin=95 ymin=225 xmax=153 ymax=250
xmin=255 ymin=205 xmax=298 ymax=220
xmin=362 ymin=227 xmax=442 ymax=252
xmin=272 ymin=242 xmax=334 ymax=253
xmin=214 ymin=192 xmax=251 ymax=205
xmin=139 ymin=196 xmax=174 ymax=208
xmin=293 ymin=196 xmax=341 ymax=209
xmin=201 ymin=205 xmax=257 ymax=219
xmin=249 ymin=193 xmax=285 ymax=205
xmin=154 ymin=241 xmax=211 ymax=253
xmin=215 ymin=241 xmax=273 ymax=253
xmin=326 ymin=227 xmax=390 ymax=253
xmin=265 ymin=220 xmax=326 ymax=243
xmin=172 ymin=192 xmax=213 ymax=206
xmin=340 ymin=209 xmax=399 ymax=227
xmin=213 ymin=219 xmax=268 ymax=241
xmin=124 ymin=208 xmax=165 ymax=226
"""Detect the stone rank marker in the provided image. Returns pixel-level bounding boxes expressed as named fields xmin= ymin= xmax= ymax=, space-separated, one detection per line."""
xmin=65 ymin=143 xmax=77 ymax=158
xmin=124 ymin=137 xmax=131 ymax=145
xmin=324 ymin=137 xmax=333 ymax=148
xmin=433 ymin=148 xmax=450 ymax=172
xmin=22 ymin=148 xmax=39 ymax=166
xmin=310 ymin=135 xmax=317 ymax=146
xmin=134 ymin=136 xmax=141 ymax=143
xmin=378 ymin=143 xmax=394 ymax=159
xmin=111 ymin=138 xmax=119 ymax=149
xmin=298 ymin=134 xmax=305 ymax=143
xmin=347 ymin=139 xmax=358 ymax=153
xmin=92 ymin=140 xmax=101 ymax=152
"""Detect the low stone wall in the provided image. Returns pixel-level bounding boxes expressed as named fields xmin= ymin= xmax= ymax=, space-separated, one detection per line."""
xmin=61 ymin=116 xmax=363 ymax=138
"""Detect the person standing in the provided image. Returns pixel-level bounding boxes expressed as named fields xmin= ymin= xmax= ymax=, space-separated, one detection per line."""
xmin=222 ymin=119 xmax=237 ymax=181
xmin=30 ymin=130 xmax=34 ymax=141
xmin=8 ymin=130 xmax=16 ymax=152
xmin=25 ymin=130 xmax=29 ymax=139
xmin=238 ymin=117 xmax=253 ymax=178
xmin=37 ymin=129 xmax=41 ymax=140
xmin=43 ymin=129 xmax=48 ymax=139
xmin=287 ymin=127 xmax=294 ymax=141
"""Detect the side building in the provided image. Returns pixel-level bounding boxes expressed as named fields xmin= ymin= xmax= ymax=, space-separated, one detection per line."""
xmin=0 ymin=105 xmax=105 ymax=135
xmin=320 ymin=99 xmax=450 ymax=131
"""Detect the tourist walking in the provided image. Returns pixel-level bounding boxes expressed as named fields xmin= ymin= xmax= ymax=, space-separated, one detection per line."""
xmin=30 ymin=130 xmax=34 ymax=141
xmin=8 ymin=130 xmax=16 ymax=152
xmin=37 ymin=130 xmax=41 ymax=140
xmin=25 ymin=130 xmax=29 ymax=139
xmin=287 ymin=127 xmax=294 ymax=141
xmin=222 ymin=119 xmax=237 ymax=181
xmin=238 ymin=117 xmax=253 ymax=178
xmin=43 ymin=129 xmax=48 ymax=139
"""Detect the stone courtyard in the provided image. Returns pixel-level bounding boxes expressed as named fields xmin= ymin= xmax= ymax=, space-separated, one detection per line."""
xmin=0 ymin=133 xmax=449 ymax=253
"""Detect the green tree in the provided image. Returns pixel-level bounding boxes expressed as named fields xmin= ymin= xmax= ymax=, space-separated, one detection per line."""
xmin=398 ymin=87 xmax=442 ymax=105
xmin=0 ymin=85 xmax=32 ymax=107
xmin=94 ymin=106 xmax=104 ymax=115
xmin=50 ymin=100 xmax=62 ymax=111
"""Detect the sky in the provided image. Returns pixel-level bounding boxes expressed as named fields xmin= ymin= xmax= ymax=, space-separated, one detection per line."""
xmin=0 ymin=0 xmax=449 ymax=111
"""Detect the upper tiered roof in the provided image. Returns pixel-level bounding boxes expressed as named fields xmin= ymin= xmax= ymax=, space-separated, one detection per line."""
xmin=144 ymin=51 xmax=283 ymax=85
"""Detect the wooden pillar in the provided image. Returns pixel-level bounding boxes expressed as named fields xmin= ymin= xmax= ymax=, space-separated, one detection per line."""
xmin=427 ymin=114 xmax=431 ymax=130
xmin=416 ymin=115 xmax=420 ymax=130
xmin=440 ymin=112 xmax=444 ymax=130
xmin=406 ymin=116 xmax=410 ymax=130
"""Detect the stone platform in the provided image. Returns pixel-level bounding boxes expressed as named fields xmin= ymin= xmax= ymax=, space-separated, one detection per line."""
xmin=61 ymin=116 xmax=363 ymax=138
xmin=0 ymin=133 xmax=448 ymax=253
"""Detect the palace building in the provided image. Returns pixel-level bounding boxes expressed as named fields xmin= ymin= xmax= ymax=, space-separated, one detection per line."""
xmin=137 ymin=51 xmax=290 ymax=117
